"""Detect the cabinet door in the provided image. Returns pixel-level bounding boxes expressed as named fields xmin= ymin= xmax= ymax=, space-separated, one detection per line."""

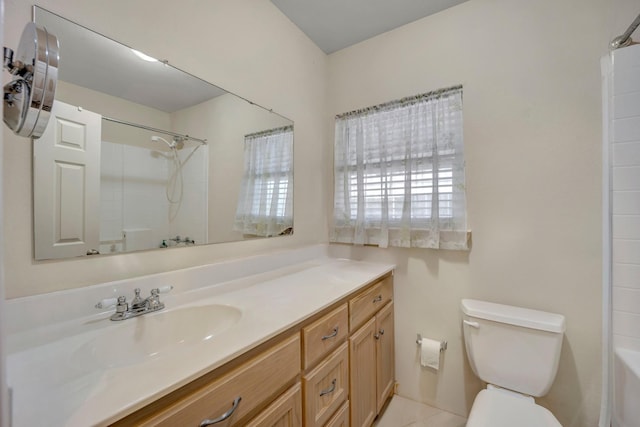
xmin=375 ymin=302 xmax=394 ymax=413
xmin=349 ymin=317 xmax=377 ymax=427
xmin=303 ymin=343 xmax=348 ymax=427
xmin=245 ymin=383 xmax=302 ymax=427
xmin=325 ymin=401 xmax=349 ymax=427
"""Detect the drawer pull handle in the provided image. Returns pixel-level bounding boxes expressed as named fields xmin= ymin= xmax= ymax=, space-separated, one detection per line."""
xmin=199 ymin=396 xmax=242 ymax=426
xmin=319 ymin=379 xmax=337 ymax=397
xmin=373 ymin=295 xmax=383 ymax=303
xmin=321 ymin=327 xmax=339 ymax=340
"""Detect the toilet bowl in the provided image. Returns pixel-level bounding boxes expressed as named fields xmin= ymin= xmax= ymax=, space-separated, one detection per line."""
xmin=466 ymin=388 xmax=562 ymax=427
xmin=461 ymin=299 xmax=566 ymax=427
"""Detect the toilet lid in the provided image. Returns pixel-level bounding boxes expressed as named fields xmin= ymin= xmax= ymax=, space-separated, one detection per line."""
xmin=466 ymin=389 xmax=562 ymax=427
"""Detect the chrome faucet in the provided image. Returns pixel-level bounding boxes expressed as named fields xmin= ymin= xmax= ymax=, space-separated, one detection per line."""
xmin=95 ymin=285 xmax=173 ymax=321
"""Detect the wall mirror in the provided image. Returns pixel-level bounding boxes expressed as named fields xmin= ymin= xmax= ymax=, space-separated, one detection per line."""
xmin=33 ymin=6 xmax=294 ymax=260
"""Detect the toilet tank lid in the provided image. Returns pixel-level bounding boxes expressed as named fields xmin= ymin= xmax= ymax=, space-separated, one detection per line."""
xmin=461 ymin=299 xmax=566 ymax=333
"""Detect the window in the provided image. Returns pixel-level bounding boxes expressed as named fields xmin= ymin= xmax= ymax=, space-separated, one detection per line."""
xmin=234 ymin=126 xmax=293 ymax=237
xmin=331 ymin=86 xmax=468 ymax=249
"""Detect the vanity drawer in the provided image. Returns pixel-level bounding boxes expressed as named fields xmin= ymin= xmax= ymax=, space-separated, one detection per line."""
xmin=303 ymin=304 xmax=348 ymax=369
xmin=349 ymin=276 xmax=393 ymax=331
xmin=141 ymin=334 xmax=301 ymax=427
xmin=245 ymin=382 xmax=302 ymax=427
xmin=325 ymin=401 xmax=349 ymax=427
xmin=302 ymin=342 xmax=349 ymax=427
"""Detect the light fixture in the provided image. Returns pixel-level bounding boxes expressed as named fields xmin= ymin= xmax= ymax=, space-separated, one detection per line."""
xmin=3 ymin=23 xmax=59 ymax=139
xmin=131 ymin=49 xmax=158 ymax=62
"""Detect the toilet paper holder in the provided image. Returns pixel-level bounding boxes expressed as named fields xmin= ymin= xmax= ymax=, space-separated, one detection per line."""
xmin=416 ymin=334 xmax=447 ymax=351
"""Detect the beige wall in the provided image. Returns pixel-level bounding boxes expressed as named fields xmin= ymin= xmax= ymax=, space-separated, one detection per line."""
xmin=327 ymin=0 xmax=637 ymax=425
xmin=3 ymin=0 xmax=328 ymax=298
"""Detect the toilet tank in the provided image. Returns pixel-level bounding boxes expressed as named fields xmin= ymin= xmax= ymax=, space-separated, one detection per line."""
xmin=461 ymin=299 xmax=565 ymax=397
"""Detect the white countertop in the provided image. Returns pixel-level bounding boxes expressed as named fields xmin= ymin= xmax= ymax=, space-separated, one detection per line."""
xmin=6 ymin=256 xmax=394 ymax=427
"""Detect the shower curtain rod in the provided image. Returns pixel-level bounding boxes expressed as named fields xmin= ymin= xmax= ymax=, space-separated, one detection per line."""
xmin=611 ymin=12 xmax=640 ymax=49
xmin=102 ymin=116 xmax=207 ymax=145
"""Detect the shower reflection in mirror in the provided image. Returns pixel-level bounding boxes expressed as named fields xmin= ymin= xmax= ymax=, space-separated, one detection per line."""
xmin=100 ymin=118 xmax=208 ymax=254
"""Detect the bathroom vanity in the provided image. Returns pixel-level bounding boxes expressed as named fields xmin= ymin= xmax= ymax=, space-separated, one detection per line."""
xmin=5 ymin=249 xmax=395 ymax=427
xmin=113 ymin=273 xmax=393 ymax=427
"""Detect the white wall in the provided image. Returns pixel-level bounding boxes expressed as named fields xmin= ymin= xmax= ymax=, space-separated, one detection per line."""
xmin=3 ymin=0 xmax=328 ymax=298
xmin=610 ymin=44 xmax=640 ymax=352
xmin=327 ymin=0 xmax=636 ymax=425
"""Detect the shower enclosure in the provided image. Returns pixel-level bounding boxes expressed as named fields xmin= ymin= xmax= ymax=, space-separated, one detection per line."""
xmin=100 ymin=135 xmax=208 ymax=254
xmin=601 ymin=18 xmax=640 ymax=427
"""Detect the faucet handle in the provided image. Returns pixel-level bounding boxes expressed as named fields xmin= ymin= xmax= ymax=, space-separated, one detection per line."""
xmin=156 ymin=285 xmax=173 ymax=294
xmin=95 ymin=295 xmax=128 ymax=311
xmin=115 ymin=296 xmax=128 ymax=314
xmin=131 ymin=288 xmax=144 ymax=306
xmin=95 ymin=297 xmax=118 ymax=309
xmin=148 ymin=286 xmax=171 ymax=310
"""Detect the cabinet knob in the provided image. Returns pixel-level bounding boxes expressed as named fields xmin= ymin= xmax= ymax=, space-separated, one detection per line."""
xmin=373 ymin=295 xmax=383 ymax=303
xmin=200 ymin=396 xmax=242 ymax=426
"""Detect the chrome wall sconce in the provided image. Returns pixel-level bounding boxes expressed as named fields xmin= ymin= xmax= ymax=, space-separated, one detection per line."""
xmin=3 ymin=22 xmax=59 ymax=139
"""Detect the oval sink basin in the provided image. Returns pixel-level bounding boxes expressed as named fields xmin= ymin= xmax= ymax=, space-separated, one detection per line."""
xmin=74 ymin=304 xmax=242 ymax=369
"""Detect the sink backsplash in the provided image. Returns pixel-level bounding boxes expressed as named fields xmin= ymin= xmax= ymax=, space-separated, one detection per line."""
xmin=5 ymin=244 xmax=330 ymax=348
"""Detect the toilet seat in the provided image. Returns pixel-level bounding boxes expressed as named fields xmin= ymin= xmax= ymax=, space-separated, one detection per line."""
xmin=466 ymin=389 xmax=562 ymax=427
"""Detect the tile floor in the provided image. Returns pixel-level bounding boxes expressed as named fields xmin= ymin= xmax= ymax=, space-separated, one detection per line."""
xmin=373 ymin=395 xmax=467 ymax=427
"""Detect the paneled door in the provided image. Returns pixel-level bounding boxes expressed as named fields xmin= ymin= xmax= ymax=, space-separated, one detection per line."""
xmin=34 ymin=101 xmax=101 ymax=259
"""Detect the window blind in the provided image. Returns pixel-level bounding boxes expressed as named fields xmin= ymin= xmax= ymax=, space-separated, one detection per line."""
xmin=331 ymin=86 xmax=468 ymax=249
xmin=234 ymin=126 xmax=293 ymax=237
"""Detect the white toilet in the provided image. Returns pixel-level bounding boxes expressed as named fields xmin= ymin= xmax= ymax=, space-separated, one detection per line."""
xmin=461 ymin=299 xmax=566 ymax=427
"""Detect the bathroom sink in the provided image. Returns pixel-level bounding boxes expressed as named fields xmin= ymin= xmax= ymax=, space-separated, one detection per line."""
xmin=73 ymin=304 xmax=242 ymax=368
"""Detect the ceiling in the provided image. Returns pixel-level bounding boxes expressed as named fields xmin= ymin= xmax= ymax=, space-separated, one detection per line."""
xmin=270 ymin=0 xmax=469 ymax=54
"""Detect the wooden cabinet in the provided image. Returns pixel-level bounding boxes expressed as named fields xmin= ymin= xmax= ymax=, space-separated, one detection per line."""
xmin=375 ymin=302 xmax=394 ymax=414
xmin=303 ymin=304 xmax=349 ymax=369
xmin=302 ymin=342 xmax=349 ymax=427
xmin=111 ymin=273 xmax=393 ymax=427
xmin=349 ymin=289 xmax=394 ymax=427
xmin=349 ymin=318 xmax=377 ymax=427
xmin=245 ymin=383 xmax=302 ymax=427
xmin=349 ymin=276 xmax=393 ymax=332
xmin=325 ymin=401 xmax=349 ymax=427
xmin=125 ymin=334 xmax=301 ymax=427
xmin=301 ymin=274 xmax=393 ymax=427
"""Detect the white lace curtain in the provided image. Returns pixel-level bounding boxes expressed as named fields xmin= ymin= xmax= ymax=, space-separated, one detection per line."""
xmin=331 ymin=86 xmax=468 ymax=250
xmin=234 ymin=126 xmax=293 ymax=237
